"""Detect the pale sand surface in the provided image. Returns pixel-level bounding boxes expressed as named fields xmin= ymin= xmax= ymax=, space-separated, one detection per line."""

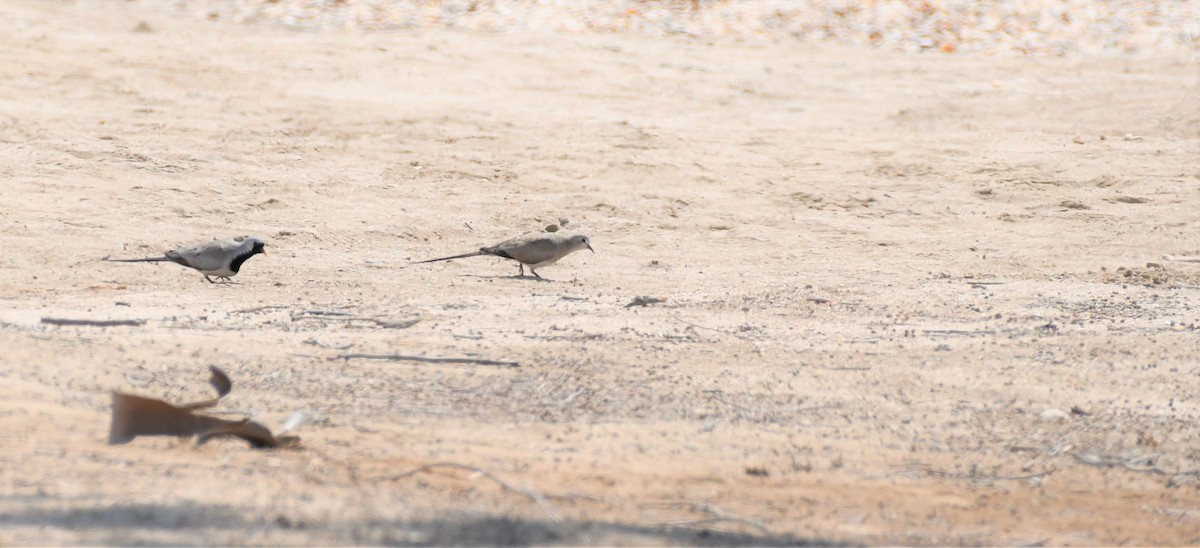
xmin=1 ymin=0 xmax=1200 ymax=545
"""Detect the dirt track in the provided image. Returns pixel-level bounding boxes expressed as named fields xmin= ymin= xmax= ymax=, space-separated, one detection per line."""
xmin=1 ymin=1 xmax=1199 ymax=545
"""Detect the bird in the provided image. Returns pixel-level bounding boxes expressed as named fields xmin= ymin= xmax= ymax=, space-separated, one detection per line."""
xmin=416 ymin=232 xmax=594 ymax=279
xmin=104 ymin=235 xmax=267 ymax=283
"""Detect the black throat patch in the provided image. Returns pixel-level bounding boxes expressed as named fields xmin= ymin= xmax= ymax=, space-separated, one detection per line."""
xmin=230 ymin=245 xmax=264 ymax=273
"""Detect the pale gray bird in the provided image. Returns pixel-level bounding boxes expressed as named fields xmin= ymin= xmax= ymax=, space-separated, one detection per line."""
xmin=104 ymin=235 xmax=267 ymax=283
xmin=417 ymin=232 xmax=594 ymax=279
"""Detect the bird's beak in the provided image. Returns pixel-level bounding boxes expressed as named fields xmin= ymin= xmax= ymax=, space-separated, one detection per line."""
xmin=262 ymin=248 xmax=268 ymax=256
xmin=587 ymin=244 xmax=595 ymax=253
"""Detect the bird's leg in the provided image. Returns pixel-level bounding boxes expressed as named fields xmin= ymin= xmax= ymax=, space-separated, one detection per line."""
xmin=531 ymin=269 xmax=543 ymax=280
xmin=518 ymin=264 xmax=525 ymax=277
xmin=204 ymin=275 xmax=215 ymax=283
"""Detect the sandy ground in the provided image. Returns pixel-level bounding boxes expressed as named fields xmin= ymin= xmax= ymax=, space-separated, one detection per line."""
xmin=1 ymin=0 xmax=1199 ymax=545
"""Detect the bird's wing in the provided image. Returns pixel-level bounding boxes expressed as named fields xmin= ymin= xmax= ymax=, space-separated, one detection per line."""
xmin=495 ymin=234 xmax=566 ymax=265
xmin=174 ymin=238 xmax=245 ymax=272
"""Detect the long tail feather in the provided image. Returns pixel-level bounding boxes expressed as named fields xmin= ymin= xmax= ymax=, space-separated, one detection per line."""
xmin=414 ymin=250 xmax=487 ymax=264
xmin=102 ymin=256 xmax=170 ymax=263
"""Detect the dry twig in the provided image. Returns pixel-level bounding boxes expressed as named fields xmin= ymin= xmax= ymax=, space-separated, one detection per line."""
xmin=330 ymin=353 xmax=519 ymax=367
xmin=1070 ymin=453 xmax=1200 ymax=480
xmin=293 ymin=312 xmax=419 ymax=329
xmin=922 ymin=329 xmax=995 ymax=336
xmin=386 ymin=462 xmax=561 ymax=522
xmin=42 ymin=317 xmax=146 ymax=327
xmin=640 ymin=501 xmax=772 ymax=535
xmin=231 ymin=304 xmax=289 ymax=314
xmin=901 ymin=464 xmax=1056 ymax=483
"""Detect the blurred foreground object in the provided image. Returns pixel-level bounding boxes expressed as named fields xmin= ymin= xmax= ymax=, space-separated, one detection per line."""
xmin=108 ymin=366 xmax=299 ymax=449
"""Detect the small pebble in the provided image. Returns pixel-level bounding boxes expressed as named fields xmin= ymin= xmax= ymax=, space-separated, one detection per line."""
xmin=1039 ymin=408 xmax=1070 ymax=422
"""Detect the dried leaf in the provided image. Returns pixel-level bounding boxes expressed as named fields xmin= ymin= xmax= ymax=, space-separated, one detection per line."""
xmin=208 ymin=365 xmax=232 ymax=398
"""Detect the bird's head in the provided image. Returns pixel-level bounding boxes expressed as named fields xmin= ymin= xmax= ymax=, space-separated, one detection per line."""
xmin=570 ymin=234 xmax=594 ymax=253
xmin=243 ymin=236 xmax=268 ymax=256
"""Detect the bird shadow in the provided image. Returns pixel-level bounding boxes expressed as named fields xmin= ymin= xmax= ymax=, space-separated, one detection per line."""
xmin=462 ymin=274 xmax=552 ymax=283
